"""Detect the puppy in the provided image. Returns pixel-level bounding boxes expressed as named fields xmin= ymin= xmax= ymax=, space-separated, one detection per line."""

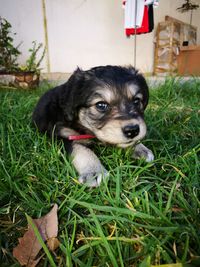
xmin=32 ymin=65 xmax=154 ymax=187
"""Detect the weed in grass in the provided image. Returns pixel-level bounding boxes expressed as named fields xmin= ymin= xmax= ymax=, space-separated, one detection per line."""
xmin=0 ymin=78 xmax=200 ymax=266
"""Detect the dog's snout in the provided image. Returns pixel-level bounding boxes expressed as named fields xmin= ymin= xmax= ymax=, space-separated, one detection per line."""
xmin=122 ymin=124 xmax=140 ymax=139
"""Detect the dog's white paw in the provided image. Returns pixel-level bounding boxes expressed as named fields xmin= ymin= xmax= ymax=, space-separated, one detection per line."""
xmin=133 ymin=143 xmax=154 ymax=162
xmin=78 ymin=169 xmax=109 ymax=187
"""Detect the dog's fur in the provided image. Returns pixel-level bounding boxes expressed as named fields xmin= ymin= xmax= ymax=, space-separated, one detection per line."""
xmin=32 ymin=65 xmax=154 ymax=187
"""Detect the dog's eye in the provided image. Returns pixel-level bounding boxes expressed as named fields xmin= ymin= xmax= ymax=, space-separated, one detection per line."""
xmin=95 ymin=101 xmax=109 ymax=112
xmin=132 ymin=97 xmax=141 ymax=105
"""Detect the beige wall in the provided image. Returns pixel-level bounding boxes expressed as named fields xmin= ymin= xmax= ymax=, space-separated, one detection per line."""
xmin=1 ymin=0 xmax=200 ymax=73
xmin=1 ymin=0 xmax=45 ymax=68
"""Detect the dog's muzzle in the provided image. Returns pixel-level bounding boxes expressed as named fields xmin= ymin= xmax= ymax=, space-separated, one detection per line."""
xmin=122 ymin=124 xmax=140 ymax=139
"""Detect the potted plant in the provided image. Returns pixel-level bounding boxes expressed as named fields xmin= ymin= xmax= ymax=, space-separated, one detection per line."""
xmin=0 ymin=16 xmax=45 ymax=89
xmin=14 ymin=41 xmax=45 ymax=89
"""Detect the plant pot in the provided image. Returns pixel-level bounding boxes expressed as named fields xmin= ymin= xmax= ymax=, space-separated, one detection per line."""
xmin=14 ymin=71 xmax=40 ymax=89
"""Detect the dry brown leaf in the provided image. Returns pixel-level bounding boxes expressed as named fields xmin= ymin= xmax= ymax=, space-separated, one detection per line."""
xmin=47 ymin=237 xmax=60 ymax=251
xmin=33 ymin=203 xmax=58 ymax=241
xmin=13 ymin=228 xmax=42 ymax=266
xmin=13 ymin=204 xmax=58 ymax=266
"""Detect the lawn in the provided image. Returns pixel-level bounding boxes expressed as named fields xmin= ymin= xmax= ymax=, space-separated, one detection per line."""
xmin=0 ymin=78 xmax=200 ymax=267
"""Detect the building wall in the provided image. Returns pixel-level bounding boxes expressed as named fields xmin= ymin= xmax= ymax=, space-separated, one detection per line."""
xmin=1 ymin=0 xmax=200 ymax=73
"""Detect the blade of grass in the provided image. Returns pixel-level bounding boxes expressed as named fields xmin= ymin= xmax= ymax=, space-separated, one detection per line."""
xmin=164 ymin=176 xmax=179 ymax=215
xmin=88 ymin=207 xmax=118 ymax=267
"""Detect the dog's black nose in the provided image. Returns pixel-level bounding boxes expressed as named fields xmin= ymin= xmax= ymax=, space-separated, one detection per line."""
xmin=122 ymin=124 xmax=140 ymax=139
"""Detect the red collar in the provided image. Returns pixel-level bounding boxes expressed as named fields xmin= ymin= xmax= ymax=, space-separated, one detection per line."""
xmin=68 ymin=134 xmax=95 ymax=141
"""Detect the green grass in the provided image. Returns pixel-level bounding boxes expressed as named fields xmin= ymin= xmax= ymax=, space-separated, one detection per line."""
xmin=0 ymin=78 xmax=200 ymax=267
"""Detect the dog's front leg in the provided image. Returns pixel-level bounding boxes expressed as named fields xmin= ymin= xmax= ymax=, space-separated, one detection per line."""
xmin=71 ymin=143 xmax=109 ymax=187
xmin=132 ymin=143 xmax=154 ymax=162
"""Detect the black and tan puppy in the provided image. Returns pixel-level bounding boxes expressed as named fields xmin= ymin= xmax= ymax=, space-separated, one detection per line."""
xmin=32 ymin=65 xmax=154 ymax=187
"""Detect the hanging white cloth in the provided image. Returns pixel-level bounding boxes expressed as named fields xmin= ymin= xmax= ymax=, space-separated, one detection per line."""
xmin=145 ymin=0 xmax=159 ymax=7
xmin=145 ymin=0 xmax=154 ymax=5
xmin=124 ymin=0 xmax=145 ymax=29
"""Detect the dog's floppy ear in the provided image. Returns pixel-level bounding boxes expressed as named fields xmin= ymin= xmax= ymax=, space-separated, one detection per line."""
xmin=128 ymin=66 xmax=149 ymax=110
xmin=60 ymin=67 xmax=83 ymax=121
xmin=127 ymin=65 xmax=139 ymax=76
xmin=60 ymin=67 xmax=94 ymax=122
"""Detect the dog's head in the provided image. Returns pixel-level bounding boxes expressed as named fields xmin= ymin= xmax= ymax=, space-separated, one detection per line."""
xmin=63 ymin=65 xmax=149 ymax=148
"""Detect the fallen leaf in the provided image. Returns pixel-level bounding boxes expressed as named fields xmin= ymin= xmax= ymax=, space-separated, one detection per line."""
xmin=13 ymin=204 xmax=58 ymax=266
xmin=34 ymin=203 xmax=58 ymax=241
xmin=13 ymin=224 xmax=42 ymax=266
xmin=47 ymin=237 xmax=60 ymax=251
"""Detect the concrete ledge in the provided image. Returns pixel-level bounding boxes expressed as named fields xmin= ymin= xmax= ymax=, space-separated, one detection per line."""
xmin=41 ymin=72 xmax=71 ymax=81
xmin=0 ymin=74 xmax=15 ymax=85
xmin=1 ymin=72 xmax=200 ymax=88
xmin=40 ymin=72 xmax=200 ymax=87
